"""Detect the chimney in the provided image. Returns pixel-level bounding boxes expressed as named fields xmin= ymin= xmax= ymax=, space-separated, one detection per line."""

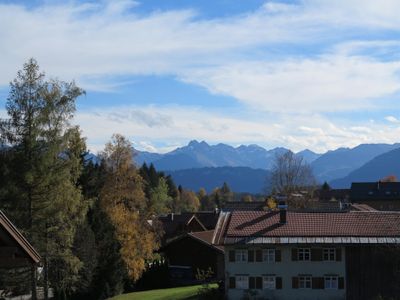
xmin=278 ymin=200 xmax=288 ymax=224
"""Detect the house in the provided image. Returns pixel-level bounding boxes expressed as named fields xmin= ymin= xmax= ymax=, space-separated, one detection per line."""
xmin=158 ymin=211 xmax=219 ymax=243
xmin=315 ymin=188 xmax=350 ymax=202
xmin=0 ymin=210 xmax=41 ymax=298
xmin=157 ymin=212 xmax=223 ymax=285
xmin=212 ymin=205 xmax=400 ymax=300
xmin=350 ymin=182 xmax=400 ymax=210
xmin=161 ymin=230 xmax=224 ymax=284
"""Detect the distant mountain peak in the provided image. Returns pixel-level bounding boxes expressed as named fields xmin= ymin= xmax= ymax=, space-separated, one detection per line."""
xmin=188 ymin=139 xmax=199 ymax=146
xmin=188 ymin=140 xmax=209 ymax=147
xmin=297 ymin=149 xmax=315 ymax=154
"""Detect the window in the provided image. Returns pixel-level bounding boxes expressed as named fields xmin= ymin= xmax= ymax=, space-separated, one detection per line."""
xmin=263 ymin=249 xmax=275 ymax=263
xmin=235 ymin=250 xmax=247 ymax=262
xmin=236 ymin=275 xmax=249 ymax=289
xmin=323 ymin=248 xmax=336 ymax=261
xmin=298 ymin=276 xmax=311 ymax=289
xmin=324 ymin=276 xmax=338 ymax=289
xmin=263 ymin=276 xmax=276 ymax=289
xmin=298 ymin=248 xmax=311 ymax=261
xmin=249 ymin=277 xmax=263 ymax=289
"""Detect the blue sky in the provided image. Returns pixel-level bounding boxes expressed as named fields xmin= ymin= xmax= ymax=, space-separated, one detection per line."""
xmin=1 ymin=0 xmax=400 ymax=153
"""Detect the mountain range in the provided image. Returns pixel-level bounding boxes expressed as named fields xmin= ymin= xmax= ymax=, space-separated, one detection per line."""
xmin=135 ymin=140 xmax=318 ymax=171
xmin=310 ymin=143 xmax=400 ymax=182
xmin=132 ymin=140 xmax=400 ymax=193
xmin=330 ymin=147 xmax=400 ymax=188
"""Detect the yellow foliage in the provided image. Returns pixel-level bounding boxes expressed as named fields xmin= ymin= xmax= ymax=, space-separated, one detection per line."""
xmin=266 ymin=197 xmax=277 ymax=210
xmin=100 ymin=134 xmax=159 ymax=281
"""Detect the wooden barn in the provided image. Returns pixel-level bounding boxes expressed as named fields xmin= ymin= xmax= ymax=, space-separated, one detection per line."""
xmin=161 ymin=230 xmax=224 ymax=284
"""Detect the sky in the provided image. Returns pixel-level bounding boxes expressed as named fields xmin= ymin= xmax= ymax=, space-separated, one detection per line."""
xmin=1 ymin=0 xmax=400 ymax=154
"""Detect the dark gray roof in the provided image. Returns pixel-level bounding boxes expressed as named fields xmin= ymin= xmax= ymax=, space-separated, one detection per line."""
xmin=351 ymin=182 xmax=400 ymax=201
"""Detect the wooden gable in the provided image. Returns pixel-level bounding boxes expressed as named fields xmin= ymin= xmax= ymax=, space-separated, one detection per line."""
xmin=0 ymin=211 xmax=41 ymax=268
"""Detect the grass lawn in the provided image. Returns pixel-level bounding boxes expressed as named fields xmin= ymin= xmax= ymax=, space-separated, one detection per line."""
xmin=109 ymin=284 xmax=218 ymax=300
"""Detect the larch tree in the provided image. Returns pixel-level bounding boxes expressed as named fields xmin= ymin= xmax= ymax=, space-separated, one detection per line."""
xmin=149 ymin=177 xmax=173 ymax=214
xmin=177 ymin=189 xmax=200 ymax=212
xmin=0 ymin=59 xmax=88 ymax=298
xmin=99 ymin=134 xmax=159 ymax=282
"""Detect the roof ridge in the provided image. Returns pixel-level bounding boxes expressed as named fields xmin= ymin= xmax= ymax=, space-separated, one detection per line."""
xmin=0 ymin=211 xmax=41 ymax=263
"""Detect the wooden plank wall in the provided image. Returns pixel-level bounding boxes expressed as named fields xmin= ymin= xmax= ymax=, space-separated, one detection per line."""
xmin=346 ymin=245 xmax=400 ymax=300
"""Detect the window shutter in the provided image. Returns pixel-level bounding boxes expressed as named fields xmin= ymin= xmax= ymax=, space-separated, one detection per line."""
xmin=229 ymin=250 xmax=235 ymax=262
xmin=292 ymin=248 xmax=298 ymax=261
xmin=229 ymin=277 xmax=236 ymax=289
xmin=338 ymin=277 xmax=345 ymax=289
xmin=311 ymin=248 xmax=323 ymax=261
xmin=292 ymin=277 xmax=299 ymax=289
xmin=248 ymin=250 xmax=254 ymax=262
xmin=276 ymin=277 xmax=282 ymax=289
xmin=312 ymin=277 xmax=324 ymax=289
xmin=256 ymin=249 xmax=262 ymax=262
xmin=336 ymin=248 xmax=342 ymax=261
xmin=275 ymin=249 xmax=281 ymax=262
xmin=249 ymin=277 xmax=255 ymax=289
xmin=256 ymin=277 xmax=262 ymax=289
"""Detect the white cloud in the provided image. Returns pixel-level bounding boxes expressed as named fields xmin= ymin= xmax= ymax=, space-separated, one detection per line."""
xmin=385 ymin=115 xmax=400 ymax=123
xmin=181 ymin=55 xmax=400 ymax=112
xmin=0 ymin=1 xmax=308 ymax=86
xmin=132 ymin=141 xmax=158 ymax=153
xmin=2 ymin=1 xmax=400 ymax=151
xmin=1 ymin=0 xmax=400 ymax=113
xmin=74 ymin=105 xmax=400 ymax=154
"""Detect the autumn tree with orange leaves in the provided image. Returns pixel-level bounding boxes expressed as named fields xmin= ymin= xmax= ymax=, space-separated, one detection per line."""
xmin=99 ymin=134 xmax=159 ymax=281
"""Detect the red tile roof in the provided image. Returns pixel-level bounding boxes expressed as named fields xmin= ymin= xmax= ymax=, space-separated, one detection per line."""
xmin=221 ymin=211 xmax=400 ymax=239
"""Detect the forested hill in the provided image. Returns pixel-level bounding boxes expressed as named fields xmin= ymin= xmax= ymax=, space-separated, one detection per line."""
xmin=166 ymin=166 xmax=271 ymax=194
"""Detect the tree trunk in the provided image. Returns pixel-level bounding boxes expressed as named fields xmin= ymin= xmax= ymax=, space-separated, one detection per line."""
xmin=31 ymin=264 xmax=37 ymax=300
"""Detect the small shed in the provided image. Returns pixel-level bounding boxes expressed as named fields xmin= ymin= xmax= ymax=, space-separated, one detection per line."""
xmin=0 ymin=211 xmax=41 ymax=299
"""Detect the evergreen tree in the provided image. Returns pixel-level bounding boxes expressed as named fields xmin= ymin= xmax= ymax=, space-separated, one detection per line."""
xmin=0 ymin=59 xmax=87 ymax=298
xmin=165 ymin=175 xmax=179 ymax=202
xmin=88 ymin=201 xmax=127 ymax=299
xmin=321 ymin=181 xmax=331 ymax=190
xmin=148 ymin=163 xmax=159 ymax=189
xmin=139 ymin=163 xmax=151 ymax=197
xmin=220 ymin=182 xmax=233 ymax=203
